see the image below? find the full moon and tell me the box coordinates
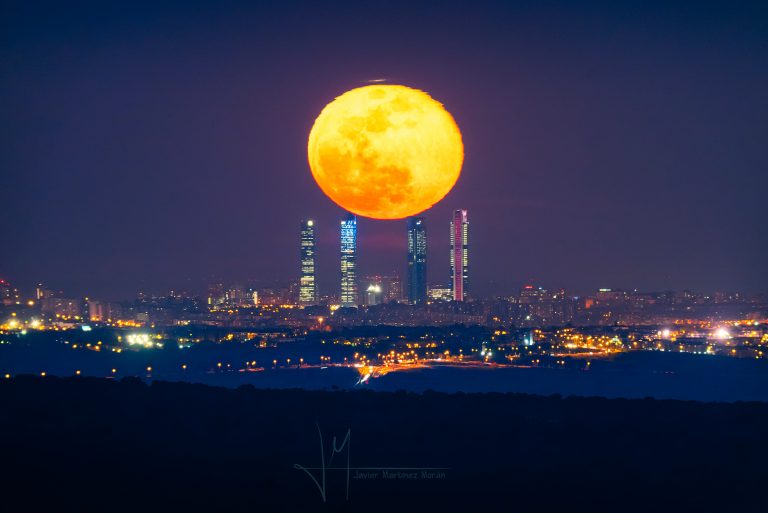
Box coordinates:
[307,84,464,220]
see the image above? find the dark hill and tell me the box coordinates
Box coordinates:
[1,376,765,512]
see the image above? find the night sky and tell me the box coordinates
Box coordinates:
[2,0,767,300]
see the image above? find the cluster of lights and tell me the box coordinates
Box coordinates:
[2,316,45,332]
[126,333,156,348]
[2,315,763,384]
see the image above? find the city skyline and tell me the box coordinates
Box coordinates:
[4,264,766,334]
[3,1,767,299]
[4,202,768,303]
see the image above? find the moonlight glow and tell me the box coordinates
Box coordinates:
[307,84,464,219]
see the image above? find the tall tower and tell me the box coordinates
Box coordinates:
[407,217,427,304]
[340,214,358,307]
[450,209,469,301]
[299,219,318,304]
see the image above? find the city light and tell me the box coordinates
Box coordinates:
[714,327,731,340]
[126,333,155,348]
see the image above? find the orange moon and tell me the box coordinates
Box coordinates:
[307,84,464,219]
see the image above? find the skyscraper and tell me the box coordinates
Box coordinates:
[340,214,358,307]
[407,217,427,304]
[299,219,318,304]
[450,209,469,301]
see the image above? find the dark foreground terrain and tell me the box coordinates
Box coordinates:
[1,376,766,513]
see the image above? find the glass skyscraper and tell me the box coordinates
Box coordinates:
[407,217,427,304]
[299,219,318,304]
[340,214,358,307]
[450,209,469,301]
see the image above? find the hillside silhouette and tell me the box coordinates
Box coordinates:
[1,376,766,512]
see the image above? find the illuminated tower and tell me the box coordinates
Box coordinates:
[450,209,469,301]
[407,217,427,304]
[340,214,358,307]
[299,219,318,304]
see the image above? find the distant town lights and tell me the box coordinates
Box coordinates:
[126,333,154,348]
[714,328,731,340]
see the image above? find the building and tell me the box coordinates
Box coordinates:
[428,286,453,301]
[449,209,469,301]
[519,285,548,305]
[42,297,82,318]
[36,283,52,300]
[299,219,318,304]
[206,283,225,308]
[226,285,246,306]
[362,276,384,306]
[406,217,427,304]
[87,300,112,322]
[383,275,403,303]
[340,214,358,307]
[518,285,574,326]
[365,283,383,306]
[364,274,402,303]
[0,279,19,306]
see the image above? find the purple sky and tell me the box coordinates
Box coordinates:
[1,0,767,299]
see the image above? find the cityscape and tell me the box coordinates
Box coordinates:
[2,208,766,390]
[2,1,767,512]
